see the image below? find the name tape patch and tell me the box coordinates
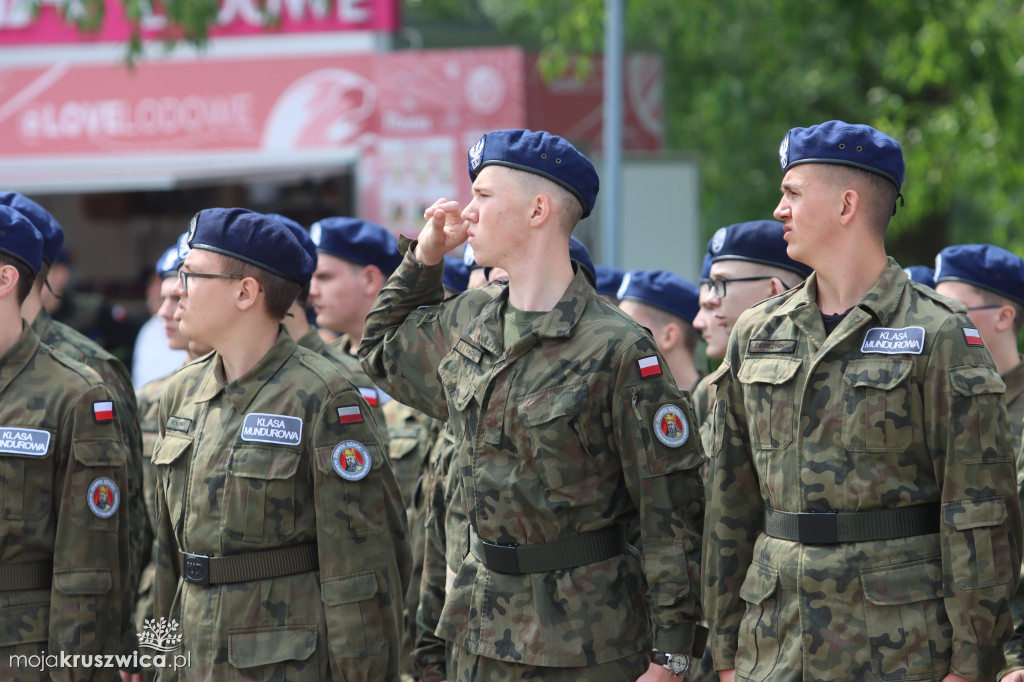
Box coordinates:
[455,339,483,364]
[240,413,302,446]
[861,326,925,355]
[166,416,193,433]
[748,339,797,354]
[0,427,51,457]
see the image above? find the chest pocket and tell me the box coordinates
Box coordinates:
[842,358,913,453]
[437,349,483,442]
[152,435,192,530]
[516,382,590,492]
[0,430,55,522]
[738,357,801,450]
[223,446,301,543]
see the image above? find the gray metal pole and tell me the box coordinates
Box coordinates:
[602,0,624,268]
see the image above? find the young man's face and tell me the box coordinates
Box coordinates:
[707,260,781,353]
[693,282,729,359]
[174,249,240,347]
[934,281,1004,342]
[461,166,531,269]
[774,165,833,267]
[157,275,189,352]
[309,252,368,337]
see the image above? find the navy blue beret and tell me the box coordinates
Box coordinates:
[309,217,401,276]
[443,255,471,294]
[187,208,315,286]
[779,120,905,191]
[268,214,317,267]
[595,265,625,298]
[0,192,64,266]
[700,253,712,280]
[468,129,600,219]
[934,244,1024,307]
[708,220,812,279]
[903,265,935,289]
[617,269,700,323]
[569,236,597,286]
[0,205,43,274]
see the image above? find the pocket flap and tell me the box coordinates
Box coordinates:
[738,563,778,605]
[520,382,587,427]
[861,559,943,605]
[152,435,192,466]
[320,571,379,606]
[388,429,422,460]
[228,625,317,668]
[943,496,1007,531]
[737,357,801,386]
[53,569,111,596]
[228,447,301,480]
[843,358,912,390]
[950,365,1006,397]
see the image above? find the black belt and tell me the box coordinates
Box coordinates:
[0,561,52,591]
[181,542,318,586]
[763,503,940,544]
[469,525,627,575]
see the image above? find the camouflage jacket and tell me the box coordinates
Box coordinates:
[704,259,1023,682]
[297,328,388,438]
[0,323,132,680]
[33,307,145,658]
[360,240,706,667]
[152,328,410,681]
[691,372,715,456]
[1000,357,1024,677]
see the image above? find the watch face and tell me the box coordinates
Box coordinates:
[668,654,689,674]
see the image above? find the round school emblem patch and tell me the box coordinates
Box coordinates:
[88,477,120,518]
[653,404,689,448]
[332,440,372,481]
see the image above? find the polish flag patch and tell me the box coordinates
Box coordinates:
[964,328,985,347]
[359,387,379,407]
[638,356,662,378]
[337,406,364,425]
[93,401,114,422]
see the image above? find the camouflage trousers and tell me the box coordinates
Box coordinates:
[453,648,649,681]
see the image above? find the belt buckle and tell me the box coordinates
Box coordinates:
[183,552,211,585]
[798,512,838,544]
[481,541,520,575]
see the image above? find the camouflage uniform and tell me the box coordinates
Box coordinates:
[296,328,388,433]
[999,358,1024,677]
[0,323,132,682]
[688,372,719,682]
[152,328,410,681]
[32,307,145,660]
[380,399,443,679]
[360,241,706,674]
[704,260,1023,682]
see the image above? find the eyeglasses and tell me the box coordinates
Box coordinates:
[178,270,245,294]
[965,305,1003,311]
[700,276,780,300]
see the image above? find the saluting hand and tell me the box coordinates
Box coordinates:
[415,198,468,266]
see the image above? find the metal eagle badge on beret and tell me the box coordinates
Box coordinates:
[332,440,371,481]
[779,132,790,169]
[654,404,689,448]
[469,136,486,173]
[187,212,199,245]
[710,227,727,254]
[309,221,322,246]
[88,477,120,518]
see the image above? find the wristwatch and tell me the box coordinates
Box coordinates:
[651,650,690,677]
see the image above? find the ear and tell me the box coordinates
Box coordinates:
[769,277,790,297]
[838,188,859,225]
[0,264,19,299]
[660,321,681,352]
[235,276,262,312]
[994,304,1017,333]
[528,192,552,229]
[362,265,385,296]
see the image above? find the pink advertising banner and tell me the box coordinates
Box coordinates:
[0,0,399,46]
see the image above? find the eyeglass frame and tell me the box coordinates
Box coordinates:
[699,275,789,300]
[177,269,246,294]
[964,304,1004,311]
